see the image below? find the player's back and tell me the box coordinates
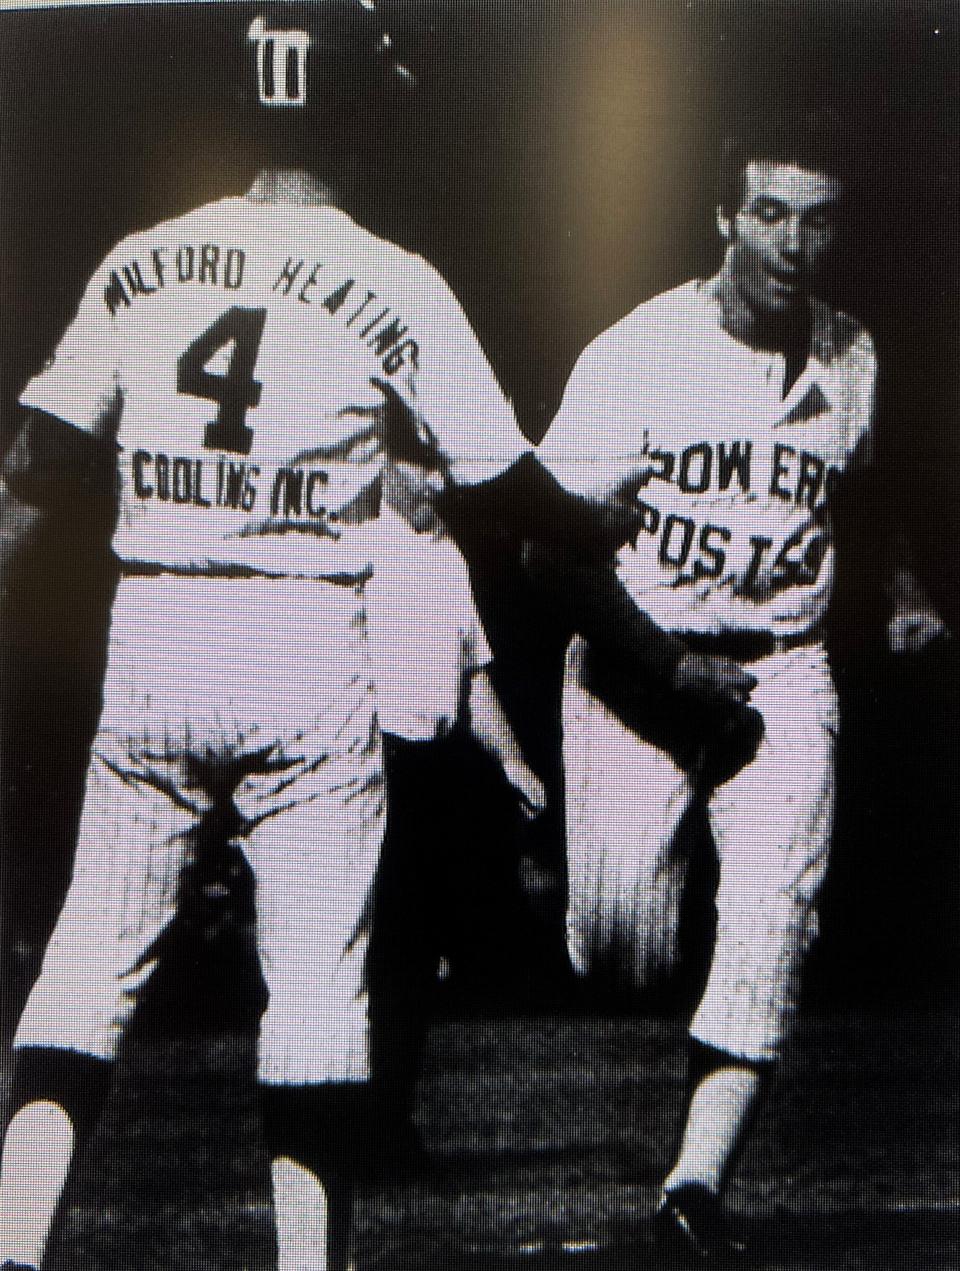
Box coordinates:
[24,194,431,582]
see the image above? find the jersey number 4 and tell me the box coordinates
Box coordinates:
[177,306,267,455]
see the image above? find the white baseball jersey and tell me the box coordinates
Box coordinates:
[540,280,876,639]
[21,196,530,579]
[366,508,491,742]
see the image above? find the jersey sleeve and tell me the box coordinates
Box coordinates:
[538,331,646,502]
[401,264,531,487]
[19,250,125,439]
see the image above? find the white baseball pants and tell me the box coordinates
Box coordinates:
[15,575,385,1085]
[562,635,838,1062]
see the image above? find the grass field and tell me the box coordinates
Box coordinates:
[31,949,959,1271]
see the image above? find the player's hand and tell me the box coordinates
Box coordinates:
[886,566,950,654]
[383,460,444,534]
[694,703,765,788]
[671,650,758,711]
[887,608,949,654]
[506,763,547,820]
[581,491,647,549]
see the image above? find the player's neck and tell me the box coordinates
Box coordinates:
[705,269,811,360]
[245,168,339,207]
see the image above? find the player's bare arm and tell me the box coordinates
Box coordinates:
[465,666,546,821]
[438,450,642,552]
[436,444,681,687]
[524,539,759,710]
[441,448,745,709]
[671,647,757,708]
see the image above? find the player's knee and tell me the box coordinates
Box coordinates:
[4,1045,113,1148]
[258,1082,369,1183]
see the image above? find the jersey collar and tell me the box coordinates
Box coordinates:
[696,280,841,414]
[244,168,338,207]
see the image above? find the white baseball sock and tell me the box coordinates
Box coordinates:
[272,1156,328,1271]
[0,1100,75,1268]
[271,1156,355,1271]
[663,1065,761,1196]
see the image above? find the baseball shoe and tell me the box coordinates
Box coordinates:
[651,1184,748,1265]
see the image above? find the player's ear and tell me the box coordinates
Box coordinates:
[716,204,735,245]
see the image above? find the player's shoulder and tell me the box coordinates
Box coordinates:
[329,211,460,317]
[381,237,465,310]
[94,198,242,271]
[571,280,700,377]
[129,196,238,242]
[629,279,702,325]
[327,208,430,276]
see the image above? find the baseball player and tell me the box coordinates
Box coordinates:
[538,113,944,1261]
[0,6,540,1269]
[364,477,545,1163]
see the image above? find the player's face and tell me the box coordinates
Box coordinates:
[721,161,843,325]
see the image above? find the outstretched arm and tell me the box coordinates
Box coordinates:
[522,539,757,709]
[437,451,641,553]
[443,452,755,707]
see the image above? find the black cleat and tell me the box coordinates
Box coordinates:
[651,1184,748,1265]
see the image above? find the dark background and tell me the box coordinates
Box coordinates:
[1,0,957,1029]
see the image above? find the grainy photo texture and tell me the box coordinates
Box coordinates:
[0,3,957,1269]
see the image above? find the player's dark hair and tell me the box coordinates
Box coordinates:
[717,111,851,217]
[242,105,359,177]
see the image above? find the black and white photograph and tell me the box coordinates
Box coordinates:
[0,2,957,1268]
